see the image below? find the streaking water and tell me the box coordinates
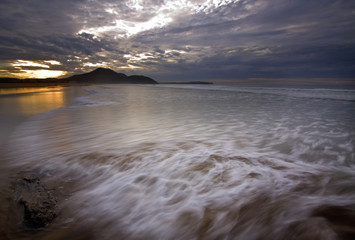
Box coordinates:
[2,85,355,239]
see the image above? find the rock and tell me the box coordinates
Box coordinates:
[15,174,58,228]
[312,205,355,240]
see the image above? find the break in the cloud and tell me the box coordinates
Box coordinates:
[0,0,354,85]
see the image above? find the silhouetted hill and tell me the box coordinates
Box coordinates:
[127,75,158,84]
[0,68,158,87]
[65,68,158,84]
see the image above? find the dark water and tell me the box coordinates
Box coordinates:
[0,85,354,239]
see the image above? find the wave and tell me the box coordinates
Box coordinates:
[157,84,355,101]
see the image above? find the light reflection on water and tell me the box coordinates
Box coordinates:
[0,87,65,116]
[0,86,86,146]
[0,87,64,95]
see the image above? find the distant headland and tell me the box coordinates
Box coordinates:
[160,81,213,85]
[0,68,158,87]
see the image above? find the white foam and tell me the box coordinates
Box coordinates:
[5,84,355,239]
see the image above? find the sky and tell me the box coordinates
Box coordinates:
[0,0,354,85]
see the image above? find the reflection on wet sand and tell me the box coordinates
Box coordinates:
[0,87,65,116]
[0,87,63,95]
[0,87,68,146]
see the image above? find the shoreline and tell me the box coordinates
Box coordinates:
[0,85,89,239]
[0,83,70,88]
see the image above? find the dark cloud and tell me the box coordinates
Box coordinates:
[0,0,354,84]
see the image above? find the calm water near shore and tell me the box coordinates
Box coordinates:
[0,84,354,239]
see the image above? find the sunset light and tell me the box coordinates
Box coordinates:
[0,0,354,239]
[13,69,67,79]
[1,0,354,83]
[5,59,66,79]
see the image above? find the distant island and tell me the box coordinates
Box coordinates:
[0,68,158,87]
[160,81,213,85]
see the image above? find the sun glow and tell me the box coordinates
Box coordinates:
[9,70,67,79]
[6,59,66,79]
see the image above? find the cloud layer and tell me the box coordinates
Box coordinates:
[0,0,354,84]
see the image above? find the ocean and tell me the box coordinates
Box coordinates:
[0,84,354,239]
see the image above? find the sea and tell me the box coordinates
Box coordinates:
[0,84,354,239]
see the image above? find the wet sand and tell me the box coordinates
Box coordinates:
[0,86,87,239]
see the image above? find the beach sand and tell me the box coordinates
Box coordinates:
[0,86,87,239]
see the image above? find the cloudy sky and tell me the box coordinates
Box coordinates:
[0,0,354,85]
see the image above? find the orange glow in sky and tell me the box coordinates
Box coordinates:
[0,69,67,79]
[19,69,67,79]
[0,59,67,79]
